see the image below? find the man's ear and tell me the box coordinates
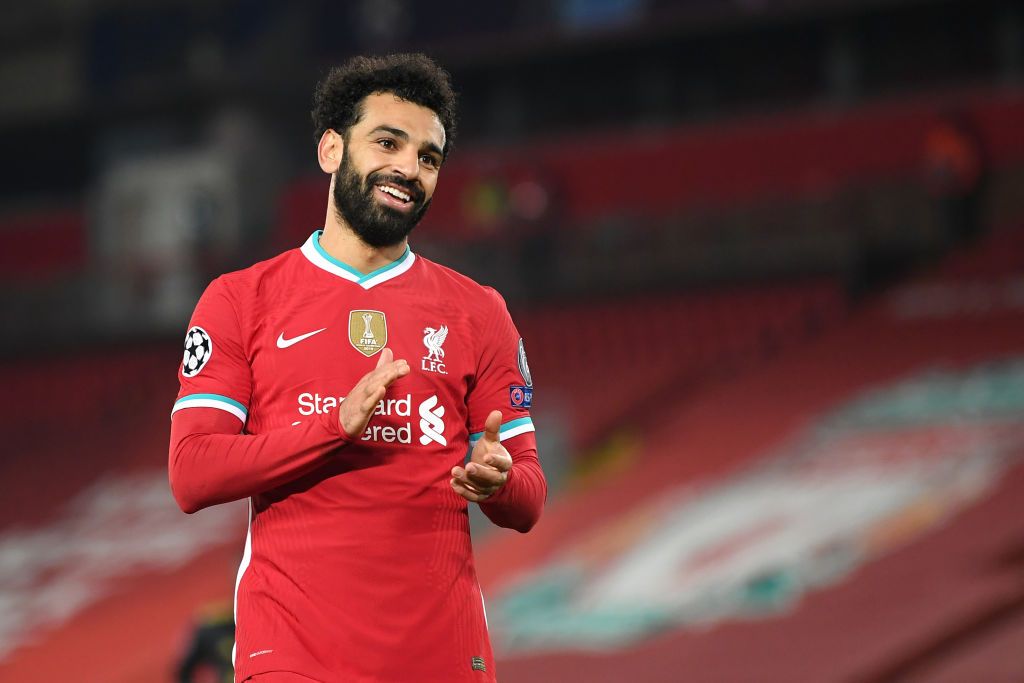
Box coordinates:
[317,129,343,174]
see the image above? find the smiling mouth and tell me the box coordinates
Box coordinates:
[377,184,412,203]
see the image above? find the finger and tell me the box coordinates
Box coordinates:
[481,450,513,473]
[465,462,506,488]
[482,410,502,444]
[450,478,489,502]
[450,479,481,501]
[451,478,485,498]
[351,364,406,406]
[361,384,386,412]
[376,347,393,369]
[452,466,490,493]
[374,359,410,387]
[354,360,408,413]
[452,466,482,480]
[392,359,411,378]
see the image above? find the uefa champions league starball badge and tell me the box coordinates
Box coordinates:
[517,337,532,387]
[182,326,213,377]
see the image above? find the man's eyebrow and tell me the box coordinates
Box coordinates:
[422,141,444,159]
[369,125,443,158]
[369,125,408,140]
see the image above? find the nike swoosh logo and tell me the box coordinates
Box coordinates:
[276,328,327,348]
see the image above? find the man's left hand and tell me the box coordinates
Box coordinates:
[451,410,512,502]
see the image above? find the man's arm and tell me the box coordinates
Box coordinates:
[477,447,545,532]
[169,348,409,513]
[169,408,350,513]
[450,410,547,533]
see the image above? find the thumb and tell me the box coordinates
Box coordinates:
[483,410,502,444]
[376,347,393,369]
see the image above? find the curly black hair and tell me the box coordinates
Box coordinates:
[311,53,458,159]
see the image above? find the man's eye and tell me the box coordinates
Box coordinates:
[378,139,395,149]
[420,155,439,168]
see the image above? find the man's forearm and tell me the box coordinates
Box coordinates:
[169,409,352,513]
[478,449,546,532]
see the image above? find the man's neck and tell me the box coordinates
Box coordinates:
[318,221,408,274]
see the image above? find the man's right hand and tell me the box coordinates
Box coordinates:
[338,347,410,438]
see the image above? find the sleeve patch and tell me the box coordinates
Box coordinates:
[510,385,533,408]
[182,326,213,377]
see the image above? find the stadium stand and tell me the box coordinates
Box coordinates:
[275,88,1024,246]
[0,208,87,280]
[0,344,176,527]
[515,280,845,449]
[475,224,1024,682]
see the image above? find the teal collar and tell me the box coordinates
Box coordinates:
[300,230,416,289]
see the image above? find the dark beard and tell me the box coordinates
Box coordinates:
[332,150,430,248]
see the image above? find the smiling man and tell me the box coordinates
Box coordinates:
[168,54,546,683]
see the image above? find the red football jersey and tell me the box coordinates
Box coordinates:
[169,231,545,682]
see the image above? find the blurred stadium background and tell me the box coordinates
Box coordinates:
[2,0,1024,681]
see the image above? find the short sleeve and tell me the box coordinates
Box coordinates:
[171,277,252,427]
[467,290,537,453]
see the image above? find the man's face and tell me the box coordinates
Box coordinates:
[332,92,446,248]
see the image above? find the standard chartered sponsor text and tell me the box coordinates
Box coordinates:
[297,392,445,445]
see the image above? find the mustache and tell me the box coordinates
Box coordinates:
[366,172,426,203]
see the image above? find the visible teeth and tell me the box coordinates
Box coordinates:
[379,185,410,202]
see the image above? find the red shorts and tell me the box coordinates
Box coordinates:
[244,673,320,682]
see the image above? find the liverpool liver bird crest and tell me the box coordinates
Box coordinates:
[423,325,448,362]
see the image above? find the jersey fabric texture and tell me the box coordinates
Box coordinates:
[168,231,545,683]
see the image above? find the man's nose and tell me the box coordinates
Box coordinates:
[390,148,420,179]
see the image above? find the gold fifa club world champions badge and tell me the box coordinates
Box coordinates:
[349,310,388,357]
